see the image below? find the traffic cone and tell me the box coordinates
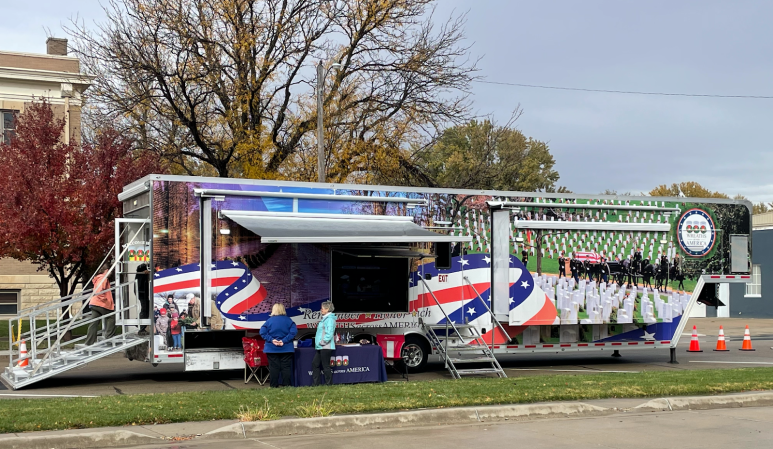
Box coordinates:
[687,325,702,352]
[740,325,755,351]
[16,340,28,367]
[713,326,729,351]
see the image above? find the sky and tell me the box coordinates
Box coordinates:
[1,0,770,202]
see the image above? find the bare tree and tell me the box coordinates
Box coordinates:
[68,0,476,178]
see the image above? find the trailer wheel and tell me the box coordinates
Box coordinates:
[402,335,429,371]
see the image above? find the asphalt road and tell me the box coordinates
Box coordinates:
[1,317,772,397]
[126,405,773,449]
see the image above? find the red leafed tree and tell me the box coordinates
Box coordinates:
[0,100,163,299]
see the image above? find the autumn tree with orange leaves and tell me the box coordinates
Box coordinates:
[69,0,477,183]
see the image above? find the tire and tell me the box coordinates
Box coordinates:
[401,334,430,372]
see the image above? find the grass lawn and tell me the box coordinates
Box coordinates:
[3,368,773,433]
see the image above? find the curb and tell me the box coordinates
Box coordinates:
[204,402,611,440]
[4,391,773,448]
[0,429,159,449]
[633,392,773,412]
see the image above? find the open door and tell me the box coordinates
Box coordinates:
[115,218,151,328]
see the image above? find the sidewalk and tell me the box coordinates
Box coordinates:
[2,390,773,449]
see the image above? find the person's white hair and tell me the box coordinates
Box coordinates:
[321,301,334,313]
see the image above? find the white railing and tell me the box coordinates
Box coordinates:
[8,280,139,376]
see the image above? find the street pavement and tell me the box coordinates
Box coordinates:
[1,317,772,397]
[120,404,773,449]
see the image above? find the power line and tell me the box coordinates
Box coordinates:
[475,80,773,99]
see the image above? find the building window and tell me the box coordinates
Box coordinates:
[745,264,762,297]
[0,290,20,315]
[1,110,17,144]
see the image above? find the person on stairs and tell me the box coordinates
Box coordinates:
[136,264,151,336]
[85,267,116,346]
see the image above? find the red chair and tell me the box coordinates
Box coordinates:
[377,334,408,379]
[242,337,269,385]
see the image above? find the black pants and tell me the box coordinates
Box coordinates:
[312,349,333,386]
[559,267,565,278]
[139,298,150,331]
[267,353,293,388]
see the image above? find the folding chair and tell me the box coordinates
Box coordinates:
[242,337,269,385]
[377,334,408,380]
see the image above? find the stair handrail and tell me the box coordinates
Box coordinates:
[28,280,137,377]
[14,226,132,317]
[462,276,510,344]
[419,277,465,344]
[14,281,137,349]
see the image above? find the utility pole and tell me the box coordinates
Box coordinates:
[316,61,325,183]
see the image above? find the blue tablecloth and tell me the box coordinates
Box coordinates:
[293,345,387,386]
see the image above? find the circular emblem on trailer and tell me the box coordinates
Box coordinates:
[677,209,715,257]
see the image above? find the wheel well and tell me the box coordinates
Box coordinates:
[404,333,431,350]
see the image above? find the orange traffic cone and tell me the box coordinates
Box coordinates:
[687,325,702,352]
[16,340,28,367]
[714,326,729,351]
[740,325,755,351]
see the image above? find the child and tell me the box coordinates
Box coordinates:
[170,311,182,351]
[155,308,169,339]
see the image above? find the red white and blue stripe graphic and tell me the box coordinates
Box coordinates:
[153,261,270,329]
[410,254,558,337]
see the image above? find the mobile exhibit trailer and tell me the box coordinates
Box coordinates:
[1,175,753,388]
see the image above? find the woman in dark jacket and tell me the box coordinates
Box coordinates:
[259,304,298,388]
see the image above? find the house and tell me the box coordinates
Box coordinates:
[0,38,93,313]
[728,211,770,317]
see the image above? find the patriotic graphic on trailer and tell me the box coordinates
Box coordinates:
[153,261,269,329]
[677,208,716,257]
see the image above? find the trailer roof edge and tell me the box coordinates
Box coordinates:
[120,174,752,208]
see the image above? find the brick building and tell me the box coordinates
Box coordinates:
[0,38,93,313]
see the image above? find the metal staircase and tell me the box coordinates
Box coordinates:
[419,277,507,379]
[423,322,506,379]
[1,281,149,390]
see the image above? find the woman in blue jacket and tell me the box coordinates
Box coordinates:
[312,301,337,386]
[259,304,298,388]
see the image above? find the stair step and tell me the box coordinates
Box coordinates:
[454,368,504,375]
[426,324,476,330]
[444,344,489,351]
[448,356,497,363]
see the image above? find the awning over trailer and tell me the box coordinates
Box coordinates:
[221,211,471,244]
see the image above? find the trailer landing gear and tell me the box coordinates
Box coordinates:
[611,350,621,357]
[669,347,678,364]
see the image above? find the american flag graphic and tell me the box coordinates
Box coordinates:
[573,251,601,263]
[410,254,558,343]
[153,261,269,329]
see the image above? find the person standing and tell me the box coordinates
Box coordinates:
[170,311,182,351]
[136,264,151,336]
[260,304,298,387]
[155,308,169,337]
[85,267,116,346]
[558,252,566,278]
[187,293,201,327]
[571,258,580,284]
[312,301,337,386]
[674,253,685,291]
[601,258,610,284]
